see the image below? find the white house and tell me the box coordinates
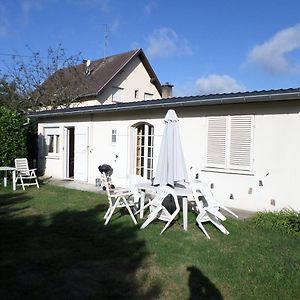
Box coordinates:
[30,86,300,213]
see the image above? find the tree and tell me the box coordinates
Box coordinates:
[0,77,21,110]
[0,106,27,166]
[1,45,89,111]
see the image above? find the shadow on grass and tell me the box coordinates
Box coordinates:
[0,197,160,299]
[0,191,31,216]
[187,266,223,300]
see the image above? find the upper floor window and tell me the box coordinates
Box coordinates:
[111,129,117,144]
[144,93,153,100]
[134,90,139,99]
[112,87,124,102]
[206,115,254,171]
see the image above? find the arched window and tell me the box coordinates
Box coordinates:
[135,123,154,179]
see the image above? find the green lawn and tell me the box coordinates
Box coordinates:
[0,184,299,299]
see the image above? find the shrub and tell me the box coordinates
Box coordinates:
[0,106,27,166]
[252,209,300,236]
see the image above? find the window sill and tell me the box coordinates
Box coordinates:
[201,167,254,176]
[46,154,60,159]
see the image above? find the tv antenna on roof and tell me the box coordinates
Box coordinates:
[103,24,109,61]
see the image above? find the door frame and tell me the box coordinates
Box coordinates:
[64,126,75,179]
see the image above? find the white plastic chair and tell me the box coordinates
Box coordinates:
[128,175,145,212]
[140,185,180,235]
[100,173,137,225]
[128,174,153,218]
[194,181,238,219]
[15,158,39,190]
[190,181,237,238]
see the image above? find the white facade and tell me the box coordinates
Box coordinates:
[37,100,300,212]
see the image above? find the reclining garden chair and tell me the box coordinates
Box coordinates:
[100,172,137,225]
[15,158,39,190]
[140,185,180,235]
[194,182,239,218]
[190,181,238,239]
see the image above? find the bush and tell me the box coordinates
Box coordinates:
[252,209,300,236]
[0,106,27,166]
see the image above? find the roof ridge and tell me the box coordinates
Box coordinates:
[94,49,141,95]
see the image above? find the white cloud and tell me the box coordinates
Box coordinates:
[144,1,157,16]
[109,18,119,32]
[195,74,246,95]
[247,23,300,74]
[146,27,192,58]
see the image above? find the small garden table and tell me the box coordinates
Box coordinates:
[0,166,16,191]
[136,182,195,231]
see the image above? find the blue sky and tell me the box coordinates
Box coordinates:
[1,0,300,96]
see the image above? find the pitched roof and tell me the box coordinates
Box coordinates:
[43,49,162,99]
[29,87,300,118]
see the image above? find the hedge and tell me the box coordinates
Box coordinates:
[0,106,27,166]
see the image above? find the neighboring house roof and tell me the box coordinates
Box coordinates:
[29,87,300,118]
[43,48,162,99]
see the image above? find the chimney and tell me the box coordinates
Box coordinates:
[161,82,174,98]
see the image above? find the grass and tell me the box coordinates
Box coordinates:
[0,184,299,299]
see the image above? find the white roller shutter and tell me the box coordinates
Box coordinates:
[207,116,227,168]
[229,115,253,171]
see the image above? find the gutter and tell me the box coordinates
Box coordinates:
[28,89,300,118]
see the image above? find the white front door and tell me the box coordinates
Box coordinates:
[74,126,89,182]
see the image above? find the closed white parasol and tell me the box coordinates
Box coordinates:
[153,109,189,187]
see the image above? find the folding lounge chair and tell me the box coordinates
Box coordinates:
[140,185,180,235]
[190,181,236,238]
[101,173,137,225]
[195,182,239,219]
[15,158,39,190]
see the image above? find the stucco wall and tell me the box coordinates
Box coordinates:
[37,101,300,212]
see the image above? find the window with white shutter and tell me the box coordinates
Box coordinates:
[206,115,254,171]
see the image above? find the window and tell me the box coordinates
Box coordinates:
[44,127,60,155]
[112,87,124,102]
[134,90,139,99]
[111,129,117,144]
[206,115,254,171]
[144,93,153,100]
